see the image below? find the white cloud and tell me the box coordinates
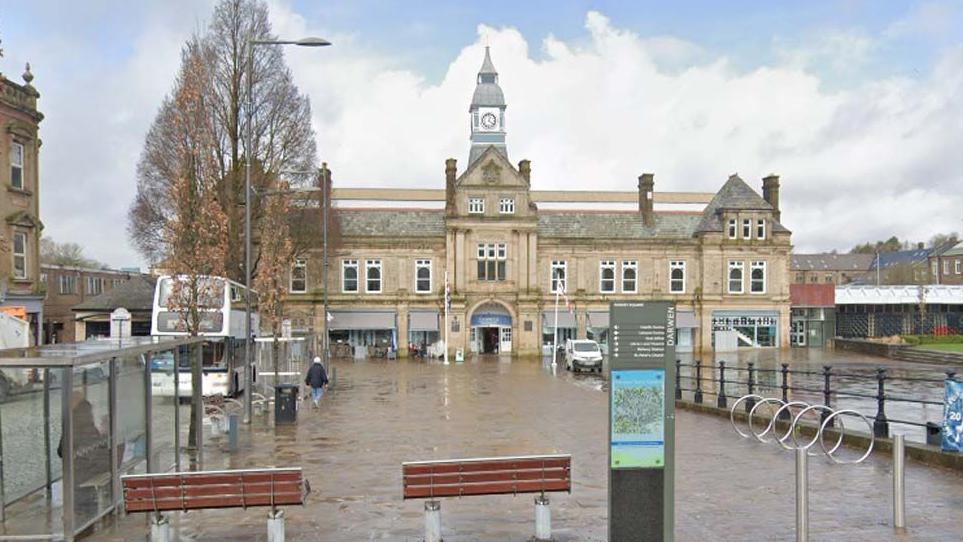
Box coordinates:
[275,9,963,252]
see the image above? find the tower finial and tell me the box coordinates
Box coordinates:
[22,63,34,85]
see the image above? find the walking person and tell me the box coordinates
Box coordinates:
[305,356,329,408]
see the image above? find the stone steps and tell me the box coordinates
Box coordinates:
[894,347,963,366]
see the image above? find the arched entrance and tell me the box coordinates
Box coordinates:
[469,301,513,354]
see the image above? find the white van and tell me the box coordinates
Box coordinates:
[564,339,603,373]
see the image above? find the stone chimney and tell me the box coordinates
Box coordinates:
[518,159,531,185]
[762,174,781,222]
[445,158,457,213]
[638,173,655,227]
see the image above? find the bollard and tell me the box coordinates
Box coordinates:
[534,493,551,541]
[795,447,809,542]
[893,434,906,532]
[228,412,239,452]
[780,364,791,421]
[717,361,728,409]
[150,513,170,542]
[694,361,704,404]
[267,509,285,542]
[424,500,442,542]
[874,368,890,438]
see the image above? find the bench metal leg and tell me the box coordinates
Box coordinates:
[267,509,285,542]
[534,494,552,541]
[150,513,170,542]
[424,500,442,542]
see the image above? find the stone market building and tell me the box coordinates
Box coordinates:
[0,58,44,344]
[284,48,793,356]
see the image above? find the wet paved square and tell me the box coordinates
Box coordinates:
[88,355,963,541]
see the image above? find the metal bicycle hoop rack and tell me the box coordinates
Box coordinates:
[729,393,876,464]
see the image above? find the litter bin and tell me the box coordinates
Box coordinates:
[275,384,299,425]
[925,422,942,447]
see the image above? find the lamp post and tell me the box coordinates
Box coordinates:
[245,36,331,424]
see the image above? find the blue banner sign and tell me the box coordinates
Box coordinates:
[944,379,963,453]
[470,313,511,327]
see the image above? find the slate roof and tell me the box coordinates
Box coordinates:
[335,209,446,237]
[791,253,874,272]
[538,212,702,240]
[940,242,963,257]
[73,275,157,313]
[696,174,789,233]
[871,248,933,270]
[471,83,505,108]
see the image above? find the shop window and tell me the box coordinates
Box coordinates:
[477,243,506,281]
[342,260,359,293]
[670,261,685,293]
[728,261,744,294]
[290,259,307,293]
[622,261,638,293]
[365,260,382,293]
[12,232,26,279]
[499,198,515,214]
[415,259,431,293]
[599,260,616,293]
[468,197,485,214]
[10,141,24,190]
[551,260,567,293]
[751,261,767,294]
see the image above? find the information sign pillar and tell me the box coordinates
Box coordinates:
[608,301,676,541]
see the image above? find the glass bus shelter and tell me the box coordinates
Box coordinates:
[0,337,205,541]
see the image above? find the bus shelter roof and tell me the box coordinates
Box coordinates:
[0,336,205,367]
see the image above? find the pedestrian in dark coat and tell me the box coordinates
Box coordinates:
[305,357,329,408]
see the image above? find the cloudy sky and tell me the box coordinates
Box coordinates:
[2,0,963,268]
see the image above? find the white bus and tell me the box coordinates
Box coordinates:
[150,275,259,399]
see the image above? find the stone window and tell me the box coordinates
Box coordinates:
[415,259,432,293]
[756,219,766,240]
[342,259,359,293]
[499,198,515,214]
[751,261,767,294]
[59,274,77,295]
[742,219,752,240]
[10,141,24,190]
[468,197,485,214]
[87,276,103,296]
[622,261,638,293]
[551,260,567,293]
[290,259,307,293]
[957,259,962,275]
[599,260,616,293]
[477,243,506,281]
[727,219,737,239]
[728,261,745,294]
[795,272,804,283]
[944,260,950,276]
[12,232,26,279]
[669,261,685,293]
[365,259,382,293]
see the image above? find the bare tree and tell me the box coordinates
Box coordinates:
[129,0,317,280]
[152,40,229,450]
[40,237,105,268]
[253,179,294,383]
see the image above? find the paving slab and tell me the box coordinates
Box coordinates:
[86,355,963,541]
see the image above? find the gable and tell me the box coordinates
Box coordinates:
[456,146,526,189]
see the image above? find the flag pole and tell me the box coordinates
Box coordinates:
[444,270,450,365]
[552,278,560,367]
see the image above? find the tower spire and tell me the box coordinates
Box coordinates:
[468,47,507,166]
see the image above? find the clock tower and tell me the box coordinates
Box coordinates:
[468,46,507,166]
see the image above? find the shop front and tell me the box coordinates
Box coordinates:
[711,310,780,348]
[675,310,699,353]
[328,310,397,358]
[586,310,609,351]
[408,310,441,357]
[470,303,512,354]
[542,310,576,355]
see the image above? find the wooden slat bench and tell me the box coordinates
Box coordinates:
[402,454,571,542]
[121,467,308,542]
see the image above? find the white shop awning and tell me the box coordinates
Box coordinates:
[542,310,576,329]
[409,311,440,332]
[677,310,699,328]
[329,311,396,331]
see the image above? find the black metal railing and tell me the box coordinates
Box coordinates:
[676,359,955,442]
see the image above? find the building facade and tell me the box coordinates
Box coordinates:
[929,242,963,285]
[0,60,44,344]
[791,253,873,285]
[41,264,141,343]
[284,49,793,356]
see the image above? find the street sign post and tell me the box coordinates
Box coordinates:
[608,301,676,541]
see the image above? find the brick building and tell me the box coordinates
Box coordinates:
[41,264,141,343]
[0,58,44,344]
[791,253,873,285]
[284,48,793,356]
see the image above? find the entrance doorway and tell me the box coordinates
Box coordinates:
[469,302,514,355]
[481,327,499,353]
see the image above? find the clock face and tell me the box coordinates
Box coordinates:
[481,112,497,129]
